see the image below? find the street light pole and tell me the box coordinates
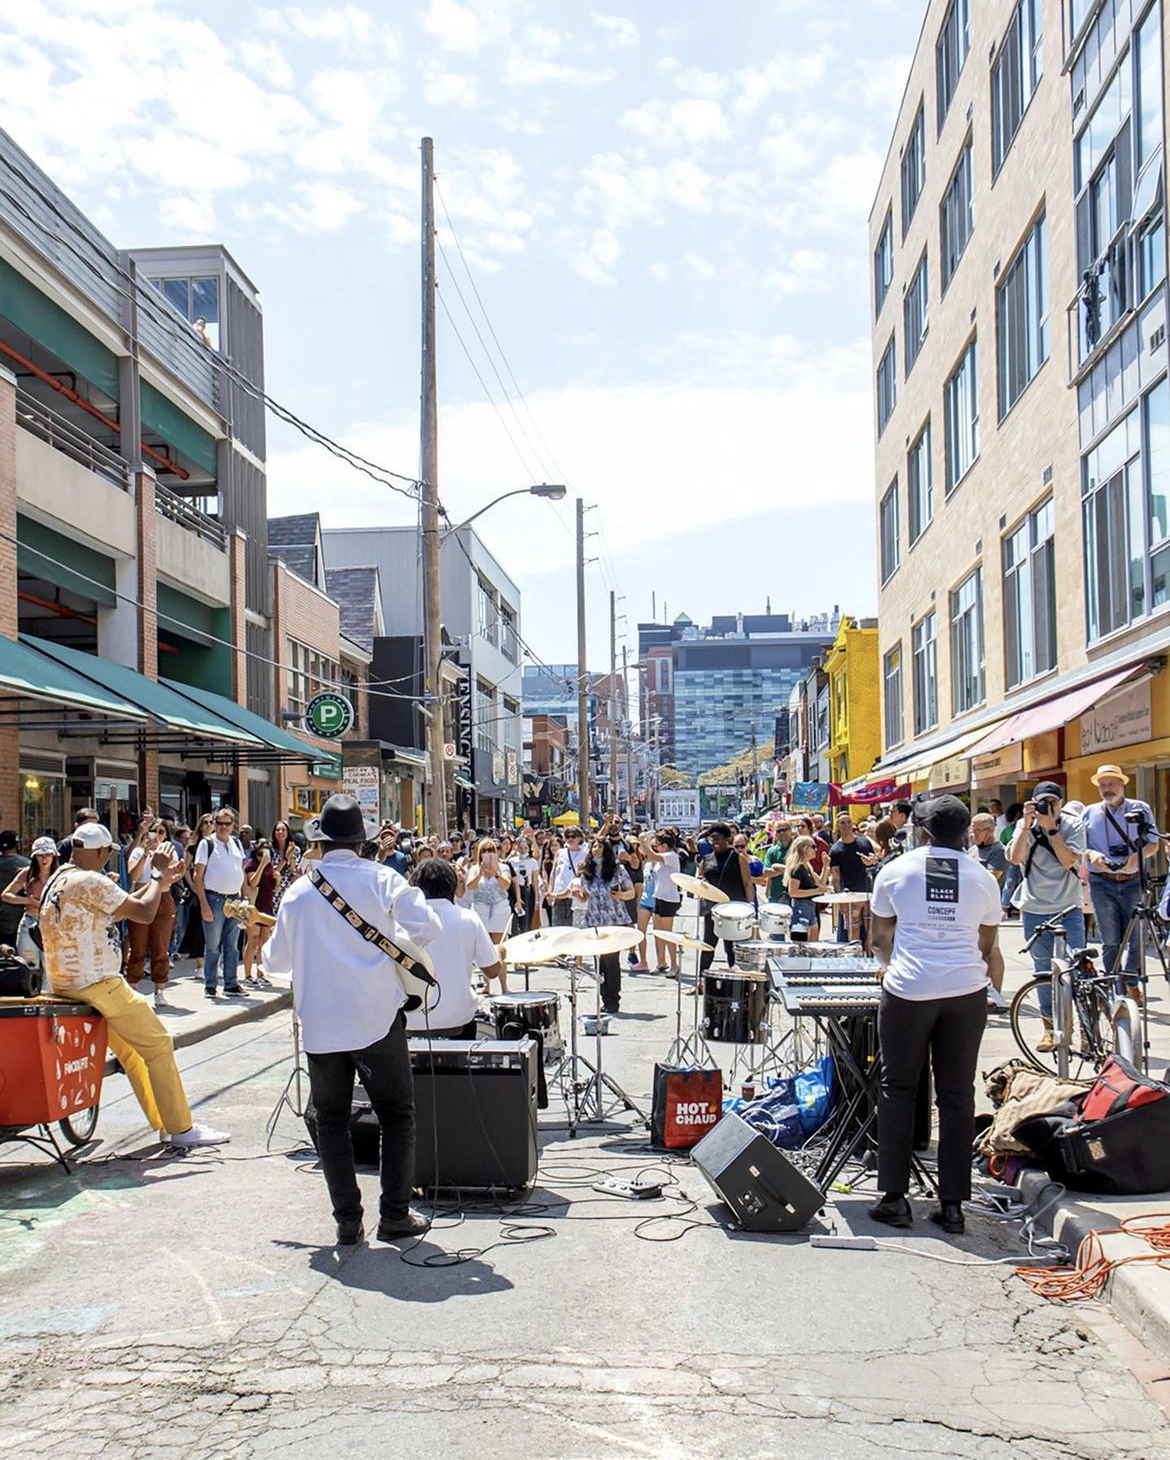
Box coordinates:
[576,497,590,829]
[420,136,446,837]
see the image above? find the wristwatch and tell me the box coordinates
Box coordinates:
[150,870,164,883]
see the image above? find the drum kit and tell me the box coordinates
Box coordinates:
[497,922,647,1135]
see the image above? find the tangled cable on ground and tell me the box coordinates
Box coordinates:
[1016,1211,1170,1301]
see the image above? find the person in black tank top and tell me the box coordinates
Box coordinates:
[698,824,753,970]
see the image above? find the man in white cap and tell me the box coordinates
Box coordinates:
[38,822,229,1147]
[263,793,441,1247]
[1082,764,1161,997]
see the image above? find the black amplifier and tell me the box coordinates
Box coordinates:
[409,1037,538,1192]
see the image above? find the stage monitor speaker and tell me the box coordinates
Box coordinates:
[691,1111,824,1231]
[305,1039,539,1192]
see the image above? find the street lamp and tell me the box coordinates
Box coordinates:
[440,483,566,540]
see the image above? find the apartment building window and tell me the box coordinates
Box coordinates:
[1083,379,1170,640]
[904,249,929,375]
[876,335,897,436]
[150,275,220,350]
[944,338,979,493]
[937,0,970,127]
[908,420,933,543]
[500,602,518,662]
[1004,496,1056,688]
[475,678,495,753]
[997,213,1048,418]
[912,613,938,735]
[901,103,926,236]
[286,638,339,717]
[880,479,900,584]
[1136,3,1166,300]
[940,138,974,290]
[884,643,904,749]
[950,567,985,713]
[874,210,894,317]
[476,577,497,647]
[992,0,1043,176]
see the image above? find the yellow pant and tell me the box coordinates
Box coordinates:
[68,977,193,1135]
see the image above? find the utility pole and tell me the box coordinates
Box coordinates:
[623,642,634,822]
[420,136,445,837]
[749,722,758,817]
[608,590,618,816]
[575,497,590,829]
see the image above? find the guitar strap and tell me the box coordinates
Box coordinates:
[307,866,436,989]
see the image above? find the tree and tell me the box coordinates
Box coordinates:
[658,765,691,788]
[697,740,776,787]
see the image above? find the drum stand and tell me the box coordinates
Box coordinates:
[266,1004,309,1150]
[551,958,647,1135]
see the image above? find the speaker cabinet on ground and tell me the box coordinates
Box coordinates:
[691,1111,824,1231]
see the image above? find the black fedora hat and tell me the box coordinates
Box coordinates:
[317,793,377,843]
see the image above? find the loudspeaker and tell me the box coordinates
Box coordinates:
[304,1039,539,1192]
[410,1038,538,1192]
[691,1111,824,1231]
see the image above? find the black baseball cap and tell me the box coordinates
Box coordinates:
[1032,781,1063,801]
[912,794,970,843]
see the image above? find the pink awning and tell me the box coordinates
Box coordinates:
[967,666,1141,758]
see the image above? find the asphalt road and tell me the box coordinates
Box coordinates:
[3,937,1170,1458]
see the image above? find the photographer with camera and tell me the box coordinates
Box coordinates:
[1082,764,1161,1000]
[1008,781,1086,1051]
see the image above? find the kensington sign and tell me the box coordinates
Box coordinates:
[305,691,354,739]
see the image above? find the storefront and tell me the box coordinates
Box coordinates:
[1065,671,1170,837]
[20,750,65,846]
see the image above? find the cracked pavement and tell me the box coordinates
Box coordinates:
[3,964,1169,1457]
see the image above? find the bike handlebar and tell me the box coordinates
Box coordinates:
[1020,906,1083,954]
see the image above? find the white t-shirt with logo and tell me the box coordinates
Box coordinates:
[39,865,128,993]
[195,834,245,895]
[405,898,497,1033]
[870,846,1002,1001]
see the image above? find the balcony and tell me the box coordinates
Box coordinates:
[16,389,130,491]
[155,482,226,550]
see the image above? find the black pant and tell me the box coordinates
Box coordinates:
[877,987,986,1202]
[306,1013,415,1227]
[700,911,736,971]
[599,952,621,1013]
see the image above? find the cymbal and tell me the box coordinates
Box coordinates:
[653,930,715,953]
[819,891,871,905]
[673,873,730,904]
[500,927,570,964]
[554,925,644,957]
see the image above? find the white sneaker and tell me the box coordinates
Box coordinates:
[153,988,170,1009]
[164,1123,231,1147]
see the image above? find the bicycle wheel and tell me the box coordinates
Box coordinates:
[59,1103,99,1146]
[1010,977,1061,1074]
[1070,987,1114,1079]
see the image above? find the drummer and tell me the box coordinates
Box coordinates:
[698,823,755,973]
[408,857,503,1038]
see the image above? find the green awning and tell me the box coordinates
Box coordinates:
[25,637,260,745]
[163,678,321,761]
[0,634,146,720]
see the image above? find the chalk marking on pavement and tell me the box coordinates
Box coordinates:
[168,1251,232,1340]
[519,1398,661,1455]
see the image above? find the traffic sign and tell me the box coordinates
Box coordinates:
[305,691,354,739]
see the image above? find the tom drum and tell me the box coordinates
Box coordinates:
[711,902,757,944]
[701,970,768,1044]
[758,903,792,941]
[488,991,563,1064]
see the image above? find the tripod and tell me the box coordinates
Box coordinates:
[1107,816,1170,1073]
[266,1004,309,1149]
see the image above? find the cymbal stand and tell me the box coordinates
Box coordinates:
[668,921,717,1069]
[266,1003,308,1150]
[551,944,647,1132]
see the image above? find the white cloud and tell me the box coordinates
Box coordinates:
[591,13,639,49]
[501,51,615,87]
[763,247,830,296]
[683,249,716,279]
[649,261,672,283]
[258,5,380,48]
[619,97,730,146]
[236,39,295,91]
[422,0,490,53]
[733,51,830,115]
[572,228,622,285]
[424,66,480,107]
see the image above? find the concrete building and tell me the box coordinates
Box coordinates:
[0,125,320,842]
[867,0,1170,824]
[322,525,523,828]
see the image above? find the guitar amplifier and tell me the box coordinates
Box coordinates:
[409,1038,539,1192]
[691,1111,824,1231]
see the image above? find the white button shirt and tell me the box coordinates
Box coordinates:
[263,849,441,1054]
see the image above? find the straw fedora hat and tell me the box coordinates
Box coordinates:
[1090,763,1130,787]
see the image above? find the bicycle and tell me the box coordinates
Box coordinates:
[1009,907,1142,1081]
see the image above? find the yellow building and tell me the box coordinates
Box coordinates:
[825,617,881,790]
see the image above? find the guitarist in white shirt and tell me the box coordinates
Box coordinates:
[263,795,441,1247]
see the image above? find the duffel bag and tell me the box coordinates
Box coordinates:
[1056,1056,1170,1196]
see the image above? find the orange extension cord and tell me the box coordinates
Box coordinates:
[1017,1213,1170,1302]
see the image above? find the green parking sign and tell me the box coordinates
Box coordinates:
[305,691,354,739]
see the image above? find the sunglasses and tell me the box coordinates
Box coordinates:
[215,818,234,826]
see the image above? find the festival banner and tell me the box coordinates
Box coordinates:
[829,780,910,806]
[790,781,830,812]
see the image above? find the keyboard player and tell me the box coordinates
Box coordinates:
[868,794,1004,1237]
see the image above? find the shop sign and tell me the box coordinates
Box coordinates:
[305,691,354,739]
[506,750,518,786]
[659,788,700,826]
[1079,679,1152,757]
[492,750,505,786]
[929,757,969,790]
[456,676,473,761]
[342,764,379,818]
[972,743,1023,785]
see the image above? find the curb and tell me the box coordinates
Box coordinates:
[102,989,293,1076]
[1020,1168,1170,1369]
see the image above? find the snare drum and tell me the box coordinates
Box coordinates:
[701,970,768,1043]
[758,903,791,941]
[488,991,563,1063]
[733,942,770,974]
[711,901,757,944]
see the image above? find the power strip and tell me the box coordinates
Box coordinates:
[808,1235,878,1250]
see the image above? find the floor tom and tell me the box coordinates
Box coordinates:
[701,970,768,1044]
[488,992,563,1063]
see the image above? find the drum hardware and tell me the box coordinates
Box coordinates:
[546,925,647,1133]
[654,929,714,1050]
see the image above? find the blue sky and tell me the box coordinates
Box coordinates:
[1,0,923,668]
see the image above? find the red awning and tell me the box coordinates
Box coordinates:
[966,666,1141,758]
